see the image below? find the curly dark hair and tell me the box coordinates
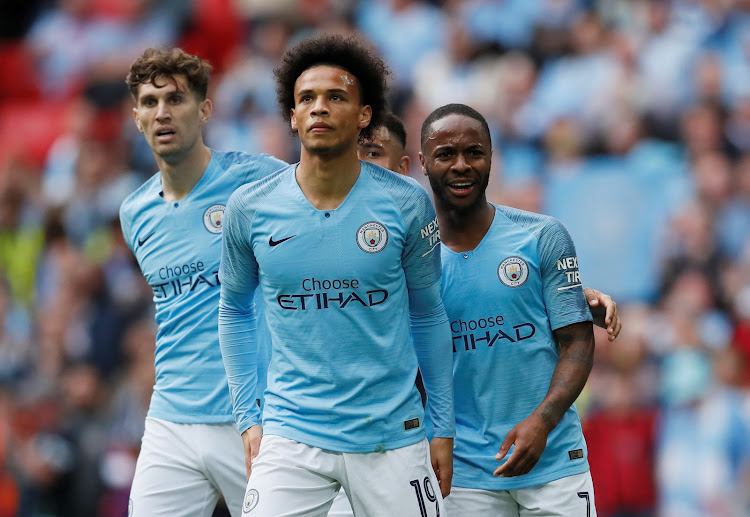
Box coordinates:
[274,33,390,142]
[126,47,212,101]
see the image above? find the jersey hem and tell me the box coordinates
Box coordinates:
[263,425,426,453]
[452,462,590,491]
[147,408,234,425]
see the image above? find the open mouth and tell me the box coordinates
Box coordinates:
[155,129,175,140]
[448,180,475,195]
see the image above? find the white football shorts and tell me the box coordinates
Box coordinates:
[444,470,597,517]
[241,435,444,517]
[327,488,355,517]
[128,417,246,517]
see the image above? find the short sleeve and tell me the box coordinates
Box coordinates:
[538,218,593,330]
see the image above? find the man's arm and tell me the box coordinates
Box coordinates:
[408,282,455,497]
[493,321,594,477]
[218,285,262,478]
[218,194,263,478]
[494,216,594,477]
[583,287,621,341]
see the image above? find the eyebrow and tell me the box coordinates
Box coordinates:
[138,89,184,102]
[297,88,349,96]
[359,142,384,150]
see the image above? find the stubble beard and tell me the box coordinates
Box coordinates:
[427,167,490,216]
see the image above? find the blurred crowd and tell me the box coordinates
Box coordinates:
[0,0,749,516]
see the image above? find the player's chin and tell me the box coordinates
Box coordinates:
[443,191,480,210]
[305,141,346,156]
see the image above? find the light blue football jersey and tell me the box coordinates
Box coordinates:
[442,204,593,490]
[220,161,453,452]
[119,150,286,423]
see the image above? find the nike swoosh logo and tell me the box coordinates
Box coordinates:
[269,235,296,247]
[137,231,156,247]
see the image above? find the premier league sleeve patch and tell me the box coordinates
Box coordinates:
[203,204,226,234]
[356,221,388,253]
[498,256,529,287]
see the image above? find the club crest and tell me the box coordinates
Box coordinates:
[243,489,259,513]
[356,221,388,253]
[498,257,529,287]
[203,204,225,234]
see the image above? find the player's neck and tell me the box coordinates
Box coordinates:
[437,200,494,252]
[157,143,212,202]
[296,148,361,210]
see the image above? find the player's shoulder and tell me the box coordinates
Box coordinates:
[361,161,431,211]
[494,204,573,249]
[119,171,161,221]
[495,204,560,233]
[212,149,288,183]
[226,163,294,213]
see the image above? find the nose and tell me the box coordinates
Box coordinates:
[155,100,172,121]
[451,153,471,174]
[310,96,329,116]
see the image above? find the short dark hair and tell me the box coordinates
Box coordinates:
[420,103,492,148]
[274,33,390,141]
[374,111,407,149]
[126,47,212,101]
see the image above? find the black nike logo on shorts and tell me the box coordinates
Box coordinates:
[138,231,156,247]
[269,235,296,247]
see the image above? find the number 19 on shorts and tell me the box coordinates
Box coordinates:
[411,477,439,517]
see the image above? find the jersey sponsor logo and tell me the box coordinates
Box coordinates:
[269,234,296,247]
[150,267,220,300]
[203,204,225,234]
[277,277,388,310]
[356,221,388,253]
[556,255,582,290]
[498,257,529,287]
[452,321,536,352]
[137,230,156,248]
[243,488,259,513]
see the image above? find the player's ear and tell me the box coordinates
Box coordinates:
[419,152,427,176]
[290,108,298,131]
[199,98,213,125]
[359,105,372,129]
[132,108,143,132]
[399,155,411,176]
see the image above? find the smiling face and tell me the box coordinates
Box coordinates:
[132,74,212,163]
[290,65,372,157]
[358,126,410,175]
[420,113,492,212]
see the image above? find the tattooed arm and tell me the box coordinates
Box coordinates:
[493,321,595,477]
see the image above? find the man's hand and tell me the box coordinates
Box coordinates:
[583,287,621,341]
[429,437,454,497]
[493,412,550,478]
[241,425,263,480]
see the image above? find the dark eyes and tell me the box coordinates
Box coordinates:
[141,95,182,107]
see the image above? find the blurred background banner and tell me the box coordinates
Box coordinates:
[0,1,749,516]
